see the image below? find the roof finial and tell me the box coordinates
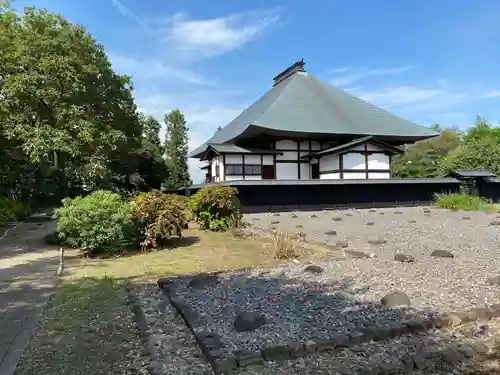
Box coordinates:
[273,59,306,86]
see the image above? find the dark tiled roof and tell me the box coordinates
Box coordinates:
[302,136,404,159]
[189,70,439,158]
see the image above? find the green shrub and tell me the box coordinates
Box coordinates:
[189,186,241,231]
[44,231,65,246]
[54,190,136,256]
[434,192,497,212]
[0,197,30,226]
[130,190,187,250]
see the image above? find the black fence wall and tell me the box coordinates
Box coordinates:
[184,179,462,213]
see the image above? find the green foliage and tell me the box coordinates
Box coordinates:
[164,109,190,189]
[189,186,241,231]
[54,190,136,256]
[392,126,462,178]
[44,230,64,246]
[130,190,187,250]
[434,192,498,212]
[0,196,29,226]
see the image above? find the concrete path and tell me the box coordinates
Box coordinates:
[0,222,59,375]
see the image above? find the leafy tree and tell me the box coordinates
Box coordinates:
[164,109,190,189]
[392,125,462,178]
[0,5,144,203]
[136,114,168,189]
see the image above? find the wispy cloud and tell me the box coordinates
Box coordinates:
[110,0,155,35]
[357,86,443,107]
[329,65,414,86]
[483,91,500,98]
[109,53,215,86]
[162,9,281,59]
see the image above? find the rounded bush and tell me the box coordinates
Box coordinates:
[130,190,187,250]
[54,190,136,256]
[189,186,241,231]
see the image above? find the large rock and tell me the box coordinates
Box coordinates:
[381,292,410,308]
[394,254,415,263]
[431,250,454,259]
[234,312,267,332]
[335,240,349,248]
[488,275,500,286]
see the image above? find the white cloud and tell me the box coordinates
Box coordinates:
[109,53,215,86]
[162,9,280,59]
[330,65,414,86]
[483,91,500,98]
[358,86,443,108]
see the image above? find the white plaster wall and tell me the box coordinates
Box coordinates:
[276,150,298,161]
[225,154,243,164]
[244,175,262,181]
[300,163,310,179]
[225,175,243,181]
[299,141,309,150]
[263,155,274,165]
[367,154,389,169]
[276,163,298,179]
[319,154,340,172]
[299,151,310,158]
[244,154,261,164]
[311,141,321,150]
[343,172,367,179]
[350,145,365,151]
[369,172,390,179]
[210,156,224,182]
[320,172,341,179]
[343,153,365,170]
[276,140,297,150]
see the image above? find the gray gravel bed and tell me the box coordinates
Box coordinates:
[131,284,212,375]
[246,206,500,313]
[172,267,428,354]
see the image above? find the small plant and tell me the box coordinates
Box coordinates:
[434,192,498,212]
[271,228,302,260]
[0,197,30,226]
[54,190,136,256]
[189,186,242,231]
[130,190,187,250]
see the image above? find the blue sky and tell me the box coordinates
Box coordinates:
[17,0,500,182]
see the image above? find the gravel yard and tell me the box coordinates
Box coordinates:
[162,206,500,363]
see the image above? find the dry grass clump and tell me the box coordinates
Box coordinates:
[270,227,303,260]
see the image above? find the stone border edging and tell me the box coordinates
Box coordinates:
[157,275,500,374]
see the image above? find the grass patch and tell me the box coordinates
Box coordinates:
[434,192,499,212]
[14,277,148,375]
[15,225,283,375]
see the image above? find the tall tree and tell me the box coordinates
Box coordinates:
[164,109,190,189]
[0,5,143,201]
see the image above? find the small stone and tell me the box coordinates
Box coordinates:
[270,220,280,225]
[310,214,318,218]
[291,213,298,218]
[394,254,415,263]
[335,240,349,248]
[462,216,471,220]
[431,250,454,258]
[423,209,431,213]
[296,224,303,228]
[379,212,385,215]
[443,347,465,364]
[381,292,410,308]
[345,213,353,216]
[368,238,386,245]
[234,312,267,332]
[298,232,306,238]
[393,211,403,215]
[234,350,265,366]
[332,217,342,222]
[346,250,373,259]
[273,213,281,216]
[489,220,500,226]
[409,220,416,224]
[324,230,337,236]
[366,222,375,226]
[252,217,260,221]
[262,344,291,360]
[369,209,376,212]
[304,264,324,274]
[457,344,475,358]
